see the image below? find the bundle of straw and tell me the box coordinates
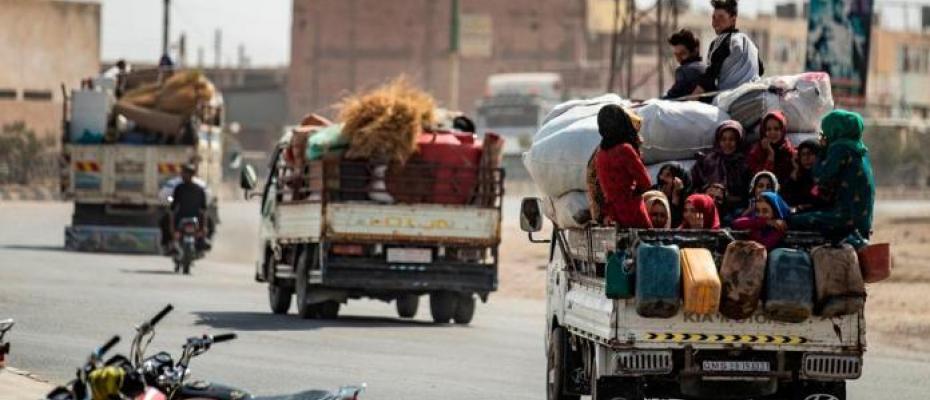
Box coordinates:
[339,78,436,164]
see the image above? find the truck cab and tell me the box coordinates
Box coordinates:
[241,130,505,323]
[520,198,863,400]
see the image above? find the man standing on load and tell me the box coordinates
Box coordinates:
[693,0,764,97]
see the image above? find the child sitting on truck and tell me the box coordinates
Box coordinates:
[652,162,691,227]
[738,171,779,218]
[748,111,796,184]
[732,191,791,249]
[594,104,653,228]
[680,193,720,229]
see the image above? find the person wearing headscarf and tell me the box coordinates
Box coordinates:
[652,162,692,227]
[680,194,721,230]
[643,190,672,229]
[747,111,797,184]
[739,170,780,217]
[782,139,827,212]
[733,191,791,249]
[594,104,653,228]
[690,120,752,217]
[790,110,875,242]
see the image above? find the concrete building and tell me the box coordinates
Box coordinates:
[0,0,101,142]
[288,0,599,120]
[204,68,289,151]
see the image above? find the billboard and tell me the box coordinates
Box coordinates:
[805,0,874,105]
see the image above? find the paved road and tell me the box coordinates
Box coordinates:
[1,201,929,399]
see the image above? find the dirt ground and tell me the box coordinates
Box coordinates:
[495,188,930,352]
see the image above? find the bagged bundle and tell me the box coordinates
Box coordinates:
[155,70,216,115]
[541,191,591,229]
[536,94,631,142]
[339,78,436,164]
[306,124,349,160]
[636,100,731,164]
[715,73,834,134]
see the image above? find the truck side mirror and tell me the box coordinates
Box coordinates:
[240,164,257,193]
[520,197,544,233]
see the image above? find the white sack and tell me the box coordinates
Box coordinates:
[714,72,834,134]
[542,191,591,229]
[535,94,630,143]
[523,119,600,197]
[636,100,731,164]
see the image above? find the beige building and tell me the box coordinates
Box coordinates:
[0,0,101,142]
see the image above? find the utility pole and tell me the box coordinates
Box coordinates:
[607,0,621,93]
[657,0,664,95]
[625,0,635,99]
[449,0,461,110]
[162,0,170,58]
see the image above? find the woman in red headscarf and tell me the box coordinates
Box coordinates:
[680,194,721,230]
[747,110,796,184]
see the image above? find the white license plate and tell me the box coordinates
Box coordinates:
[387,248,432,264]
[702,361,770,372]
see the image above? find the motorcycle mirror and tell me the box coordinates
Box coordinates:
[519,197,544,233]
[240,164,257,194]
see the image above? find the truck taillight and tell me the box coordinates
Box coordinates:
[332,244,365,256]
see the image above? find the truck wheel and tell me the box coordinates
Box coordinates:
[453,293,476,324]
[395,295,419,318]
[268,281,293,315]
[794,381,845,400]
[547,327,580,400]
[318,301,340,319]
[429,291,457,323]
[296,247,318,319]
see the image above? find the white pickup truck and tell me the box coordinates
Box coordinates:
[519,198,864,400]
[240,132,504,324]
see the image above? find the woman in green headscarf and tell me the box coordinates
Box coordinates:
[789,109,875,242]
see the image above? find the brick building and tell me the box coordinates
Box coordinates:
[287,0,604,120]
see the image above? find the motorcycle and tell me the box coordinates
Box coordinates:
[173,217,205,274]
[0,318,13,369]
[47,305,365,400]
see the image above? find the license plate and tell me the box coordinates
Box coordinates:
[387,248,432,264]
[702,361,770,372]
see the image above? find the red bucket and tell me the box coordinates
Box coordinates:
[858,243,892,283]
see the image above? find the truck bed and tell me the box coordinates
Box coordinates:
[557,227,864,353]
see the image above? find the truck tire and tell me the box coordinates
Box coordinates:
[318,301,340,319]
[296,247,318,319]
[794,381,845,400]
[395,295,419,319]
[268,281,293,315]
[453,293,476,324]
[429,291,457,323]
[547,327,580,400]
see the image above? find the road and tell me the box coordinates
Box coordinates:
[1,200,930,399]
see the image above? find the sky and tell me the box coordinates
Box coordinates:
[94,0,927,67]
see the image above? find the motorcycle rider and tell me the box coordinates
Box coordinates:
[168,163,210,253]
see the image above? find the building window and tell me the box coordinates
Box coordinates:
[22,90,53,101]
[0,89,16,100]
[900,46,930,74]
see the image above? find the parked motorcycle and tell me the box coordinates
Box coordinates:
[0,318,14,369]
[173,217,205,274]
[47,304,364,400]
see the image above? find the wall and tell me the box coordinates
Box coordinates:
[0,0,101,141]
[288,0,591,120]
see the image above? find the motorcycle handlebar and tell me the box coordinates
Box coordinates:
[211,333,236,343]
[97,335,121,358]
[148,304,173,328]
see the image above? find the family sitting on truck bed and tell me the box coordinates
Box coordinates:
[591,103,875,251]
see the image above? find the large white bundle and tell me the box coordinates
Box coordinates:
[523,117,600,197]
[542,191,591,229]
[637,100,731,165]
[535,94,630,143]
[714,72,834,134]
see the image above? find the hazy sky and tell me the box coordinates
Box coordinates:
[95,0,926,67]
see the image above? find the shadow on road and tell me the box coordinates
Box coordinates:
[192,311,444,331]
[120,269,178,275]
[2,244,69,253]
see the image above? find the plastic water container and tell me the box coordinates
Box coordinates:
[635,243,681,318]
[69,90,109,143]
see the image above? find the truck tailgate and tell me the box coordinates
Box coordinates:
[616,303,861,352]
[66,145,194,204]
[324,203,500,245]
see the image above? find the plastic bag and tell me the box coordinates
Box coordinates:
[636,100,730,164]
[523,118,601,197]
[714,73,834,134]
